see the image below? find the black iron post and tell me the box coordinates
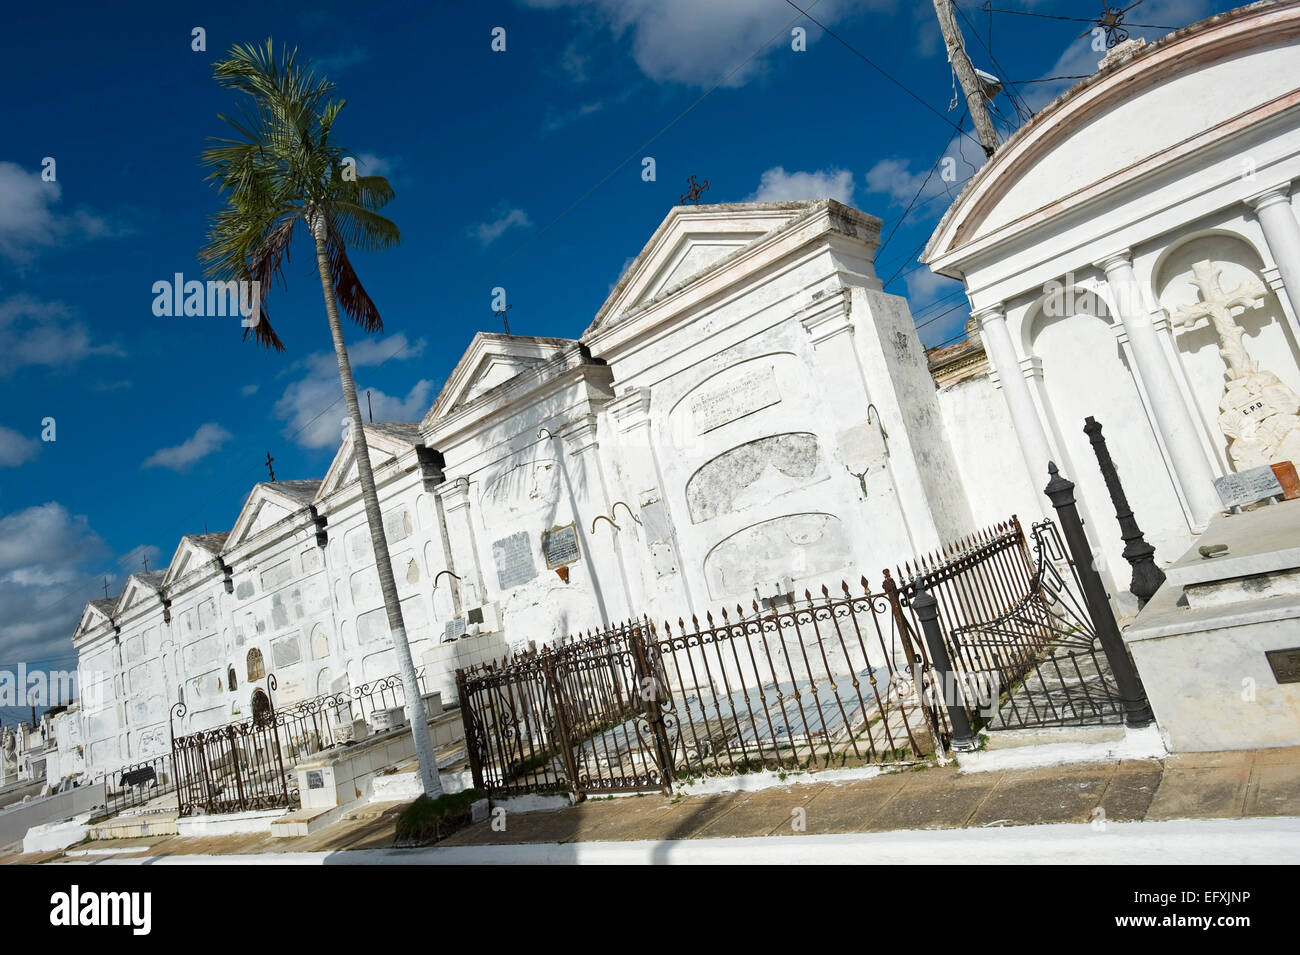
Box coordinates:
[911,588,980,753]
[1044,462,1155,727]
[1084,416,1167,604]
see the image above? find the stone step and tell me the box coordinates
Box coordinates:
[982,724,1126,750]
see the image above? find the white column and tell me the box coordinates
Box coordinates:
[1095,250,1220,527]
[559,414,635,623]
[1247,183,1300,324]
[975,304,1055,494]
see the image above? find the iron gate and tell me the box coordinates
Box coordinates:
[923,519,1127,730]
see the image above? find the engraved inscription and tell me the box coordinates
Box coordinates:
[691,366,781,434]
[1213,464,1283,508]
[492,531,537,590]
[542,524,580,568]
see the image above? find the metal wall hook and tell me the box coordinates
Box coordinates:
[592,514,620,534]
[433,569,462,589]
[611,501,640,525]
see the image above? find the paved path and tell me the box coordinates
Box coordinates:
[6,746,1299,864]
[59,819,1300,865]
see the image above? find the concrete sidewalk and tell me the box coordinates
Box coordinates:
[5,746,1299,863]
[438,747,1300,848]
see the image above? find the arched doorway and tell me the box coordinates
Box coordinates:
[250,689,271,726]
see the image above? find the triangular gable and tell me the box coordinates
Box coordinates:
[316,423,423,503]
[587,202,817,335]
[226,482,320,551]
[421,333,576,428]
[163,535,226,589]
[74,601,115,642]
[114,573,165,617]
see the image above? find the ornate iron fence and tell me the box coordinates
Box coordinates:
[455,524,1037,796]
[168,669,433,817]
[903,517,1127,732]
[457,514,1124,798]
[96,754,177,815]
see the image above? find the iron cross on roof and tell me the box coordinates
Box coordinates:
[680,174,710,205]
[494,303,512,336]
[1080,1,1144,48]
[265,451,276,482]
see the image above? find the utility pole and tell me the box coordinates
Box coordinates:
[932,0,1000,157]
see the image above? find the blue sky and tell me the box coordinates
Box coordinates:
[0,0,1231,708]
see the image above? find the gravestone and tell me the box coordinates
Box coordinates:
[690,365,781,433]
[492,531,537,590]
[542,523,580,568]
[1213,464,1284,508]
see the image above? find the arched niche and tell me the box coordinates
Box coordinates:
[245,647,265,683]
[1026,288,1189,562]
[1155,232,1300,464]
[685,433,826,524]
[702,512,851,601]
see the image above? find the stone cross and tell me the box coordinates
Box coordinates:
[1170,260,1265,380]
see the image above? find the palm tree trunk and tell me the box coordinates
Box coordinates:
[310,210,442,798]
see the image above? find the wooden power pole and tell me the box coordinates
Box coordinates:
[932,0,1000,158]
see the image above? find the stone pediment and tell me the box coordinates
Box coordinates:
[114,572,166,617]
[422,332,577,427]
[74,600,116,641]
[162,533,228,589]
[316,422,423,504]
[225,481,322,551]
[586,202,826,335]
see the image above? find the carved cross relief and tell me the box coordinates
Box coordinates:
[1168,259,1300,471]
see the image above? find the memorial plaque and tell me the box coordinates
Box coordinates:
[492,530,537,590]
[306,770,324,790]
[1213,465,1284,508]
[1266,647,1300,685]
[542,523,580,568]
[443,616,466,643]
[691,366,781,434]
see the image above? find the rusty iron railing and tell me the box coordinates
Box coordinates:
[168,669,433,817]
[455,515,1108,797]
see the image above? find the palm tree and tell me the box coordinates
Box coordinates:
[199,40,441,797]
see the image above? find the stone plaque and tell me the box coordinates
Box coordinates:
[443,616,466,643]
[492,531,537,590]
[542,523,580,568]
[691,366,781,434]
[1265,647,1300,685]
[1213,465,1284,508]
[306,770,324,790]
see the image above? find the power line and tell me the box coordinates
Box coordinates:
[977,5,1176,29]
[782,0,984,150]
[12,2,842,661]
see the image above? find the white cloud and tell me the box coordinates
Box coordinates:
[749,166,855,204]
[142,422,233,470]
[0,503,111,661]
[312,47,370,75]
[864,158,933,205]
[522,0,898,88]
[116,543,162,574]
[0,426,38,468]
[905,267,962,311]
[355,153,395,177]
[472,207,533,246]
[240,384,259,396]
[273,333,434,449]
[0,294,123,376]
[0,161,118,265]
[1018,0,1218,110]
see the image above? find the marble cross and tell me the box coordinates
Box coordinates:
[1169,259,1266,380]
